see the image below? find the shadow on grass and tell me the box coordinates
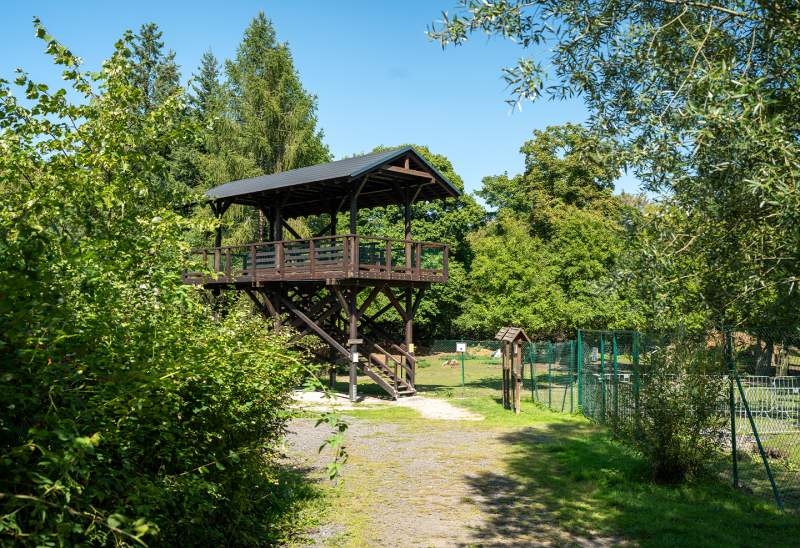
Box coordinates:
[463,420,800,547]
[264,463,328,545]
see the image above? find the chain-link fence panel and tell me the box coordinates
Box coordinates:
[576,328,800,513]
[728,328,800,511]
[525,340,577,413]
[417,329,799,513]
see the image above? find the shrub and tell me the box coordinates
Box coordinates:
[0,23,312,545]
[627,336,727,483]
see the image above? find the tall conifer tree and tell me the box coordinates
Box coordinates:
[130,23,180,113]
[225,12,329,174]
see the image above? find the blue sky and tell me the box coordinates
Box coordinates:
[2,1,640,195]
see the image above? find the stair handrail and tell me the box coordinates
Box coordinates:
[362,338,414,390]
[390,343,417,380]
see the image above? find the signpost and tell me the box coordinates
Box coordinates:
[456,342,466,393]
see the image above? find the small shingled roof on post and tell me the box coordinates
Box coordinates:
[495,326,531,344]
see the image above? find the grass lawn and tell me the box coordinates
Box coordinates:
[302,355,800,546]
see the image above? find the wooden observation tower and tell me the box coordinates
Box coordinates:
[184,147,460,400]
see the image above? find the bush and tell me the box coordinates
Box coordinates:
[0,24,311,545]
[627,336,727,483]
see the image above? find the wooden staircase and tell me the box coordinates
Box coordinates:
[324,321,416,399]
[359,345,416,399]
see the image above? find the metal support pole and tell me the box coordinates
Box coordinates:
[633,331,641,435]
[577,330,583,409]
[600,333,606,422]
[727,330,783,509]
[460,349,465,393]
[726,329,739,488]
[530,343,537,402]
[548,341,553,408]
[569,339,574,413]
[613,332,619,429]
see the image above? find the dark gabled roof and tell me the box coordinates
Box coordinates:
[205,146,461,218]
[495,327,531,343]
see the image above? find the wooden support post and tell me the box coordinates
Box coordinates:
[275,206,284,241]
[514,343,522,415]
[502,342,509,409]
[404,193,412,274]
[348,288,359,402]
[350,176,368,235]
[349,195,357,234]
[267,208,275,241]
[404,287,415,386]
[212,200,230,248]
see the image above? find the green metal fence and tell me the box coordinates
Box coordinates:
[423,329,800,513]
[527,340,577,413]
[575,328,800,513]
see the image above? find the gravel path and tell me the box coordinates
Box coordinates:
[286,415,614,547]
[293,391,483,421]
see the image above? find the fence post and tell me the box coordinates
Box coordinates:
[726,329,738,489]
[600,333,606,422]
[529,343,537,402]
[728,330,784,510]
[548,341,553,409]
[613,332,619,430]
[569,339,574,413]
[633,331,641,435]
[577,330,583,410]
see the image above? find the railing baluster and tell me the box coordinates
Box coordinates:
[353,235,360,275]
[309,239,315,276]
[415,242,422,279]
[225,248,232,279]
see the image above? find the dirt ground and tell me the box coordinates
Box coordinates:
[285,415,615,547]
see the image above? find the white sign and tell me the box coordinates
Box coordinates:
[456,342,467,353]
[351,352,360,363]
[591,347,599,363]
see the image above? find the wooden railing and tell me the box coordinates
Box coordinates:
[183,234,449,285]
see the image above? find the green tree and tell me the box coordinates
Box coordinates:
[184,13,331,246]
[0,21,313,545]
[458,126,637,337]
[226,12,329,175]
[130,22,180,113]
[190,49,224,117]
[479,123,620,234]
[429,1,800,327]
